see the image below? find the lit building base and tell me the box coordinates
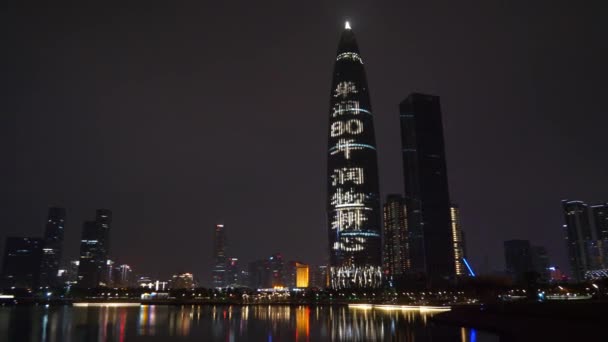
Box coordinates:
[330,265,383,289]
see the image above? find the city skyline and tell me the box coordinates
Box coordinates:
[3,2,607,281]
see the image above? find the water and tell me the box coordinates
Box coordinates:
[0,304,499,341]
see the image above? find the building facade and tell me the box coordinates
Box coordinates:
[39,207,66,288]
[400,93,455,286]
[450,204,467,277]
[504,240,533,283]
[77,209,112,288]
[1,237,44,289]
[382,194,409,281]
[212,224,226,288]
[327,22,382,289]
[563,200,608,281]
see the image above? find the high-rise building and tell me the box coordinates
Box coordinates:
[225,257,239,287]
[504,240,550,283]
[383,195,409,280]
[563,200,593,281]
[171,273,194,289]
[327,22,382,289]
[592,203,608,240]
[114,264,133,288]
[310,265,329,289]
[450,204,467,277]
[504,240,533,283]
[295,262,310,288]
[563,200,608,281]
[1,237,44,289]
[248,259,268,289]
[400,93,455,286]
[269,253,285,287]
[67,260,79,285]
[531,246,550,282]
[77,209,112,288]
[212,224,226,288]
[39,207,66,288]
[286,261,310,288]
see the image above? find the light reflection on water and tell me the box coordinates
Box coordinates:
[0,305,498,341]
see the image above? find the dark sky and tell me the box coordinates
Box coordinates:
[3,1,607,285]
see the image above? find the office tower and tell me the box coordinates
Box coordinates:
[563,200,593,281]
[39,207,66,288]
[77,209,112,288]
[67,260,79,285]
[295,262,310,288]
[450,204,467,277]
[591,204,608,272]
[248,259,268,289]
[400,93,455,285]
[286,261,310,288]
[171,273,194,289]
[531,246,550,282]
[309,265,329,289]
[212,224,226,288]
[225,257,239,286]
[504,240,533,283]
[383,195,409,280]
[327,22,382,289]
[269,253,285,287]
[1,237,43,289]
[286,261,297,288]
[114,264,132,288]
[591,203,608,240]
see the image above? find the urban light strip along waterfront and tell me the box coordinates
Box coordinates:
[348,304,451,312]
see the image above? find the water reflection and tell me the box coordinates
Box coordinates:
[0,305,499,341]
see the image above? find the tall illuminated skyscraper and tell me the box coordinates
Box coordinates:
[77,209,111,288]
[327,22,382,289]
[563,200,592,281]
[450,204,466,277]
[212,224,226,287]
[383,195,409,280]
[39,207,66,287]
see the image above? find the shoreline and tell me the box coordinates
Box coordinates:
[431,302,608,340]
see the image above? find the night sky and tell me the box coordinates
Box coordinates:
[3,1,607,285]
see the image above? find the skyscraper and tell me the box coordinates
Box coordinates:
[77,209,112,288]
[591,203,608,271]
[1,237,43,289]
[450,204,467,277]
[504,240,533,283]
[39,207,66,287]
[531,246,550,282]
[400,93,455,285]
[212,224,226,288]
[327,22,382,289]
[225,257,239,286]
[563,200,608,281]
[563,200,593,281]
[383,194,409,280]
[268,252,285,287]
